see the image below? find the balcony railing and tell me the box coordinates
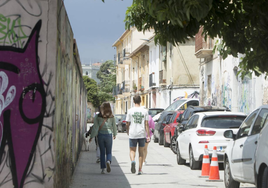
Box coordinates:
[123,85,130,93]
[159,70,166,84]
[121,81,125,90]
[123,48,130,57]
[195,27,214,58]
[116,84,122,95]
[149,73,156,87]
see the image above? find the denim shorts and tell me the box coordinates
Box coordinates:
[129,138,146,148]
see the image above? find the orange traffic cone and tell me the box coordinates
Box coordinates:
[200,145,210,178]
[206,146,223,182]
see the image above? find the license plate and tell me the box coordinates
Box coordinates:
[217,146,226,152]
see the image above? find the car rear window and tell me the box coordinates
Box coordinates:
[165,99,186,111]
[115,115,125,121]
[181,109,193,121]
[149,109,163,117]
[201,116,246,129]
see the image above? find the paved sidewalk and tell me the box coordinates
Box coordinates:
[70,134,131,188]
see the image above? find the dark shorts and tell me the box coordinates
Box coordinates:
[129,138,146,148]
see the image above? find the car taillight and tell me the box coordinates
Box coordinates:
[199,141,209,143]
[196,129,216,136]
[122,120,126,123]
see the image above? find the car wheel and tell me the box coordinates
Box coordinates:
[153,132,158,143]
[170,136,177,154]
[177,145,186,165]
[189,146,201,170]
[261,166,268,188]
[163,133,170,147]
[159,131,164,145]
[224,158,240,188]
[118,124,122,132]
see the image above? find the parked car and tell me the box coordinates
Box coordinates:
[154,111,175,145]
[115,114,126,132]
[255,112,268,188]
[152,98,199,122]
[223,105,268,188]
[149,108,164,118]
[173,106,231,153]
[176,111,246,170]
[163,110,184,150]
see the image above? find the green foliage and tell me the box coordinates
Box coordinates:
[125,0,268,76]
[83,60,116,108]
[97,60,116,94]
[83,76,100,107]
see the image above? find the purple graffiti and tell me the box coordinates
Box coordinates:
[0,20,45,188]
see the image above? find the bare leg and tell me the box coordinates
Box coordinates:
[138,146,144,171]
[130,147,136,161]
[143,142,149,163]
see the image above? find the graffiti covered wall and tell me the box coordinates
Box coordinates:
[200,53,265,114]
[0,1,87,188]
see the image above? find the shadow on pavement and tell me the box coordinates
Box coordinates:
[70,143,131,188]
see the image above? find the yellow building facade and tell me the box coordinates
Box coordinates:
[112,28,154,114]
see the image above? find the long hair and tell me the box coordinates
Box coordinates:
[98,102,114,118]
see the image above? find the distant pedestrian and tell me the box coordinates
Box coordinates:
[143,115,155,165]
[89,102,117,174]
[126,95,150,175]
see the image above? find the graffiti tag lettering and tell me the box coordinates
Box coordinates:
[0,14,30,48]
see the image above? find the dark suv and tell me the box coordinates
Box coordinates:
[154,111,176,145]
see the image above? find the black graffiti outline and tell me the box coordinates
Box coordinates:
[0,61,20,73]
[16,0,42,17]
[0,0,10,7]
[19,83,46,124]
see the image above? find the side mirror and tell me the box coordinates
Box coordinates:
[178,125,185,133]
[224,130,235,139]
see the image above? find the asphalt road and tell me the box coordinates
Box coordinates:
[70,132,255,188]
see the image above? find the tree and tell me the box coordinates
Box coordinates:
[83,76,100,108]
[97,60,116,101]
[124,0,268,76]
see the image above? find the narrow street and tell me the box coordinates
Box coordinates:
[70,132,255,188]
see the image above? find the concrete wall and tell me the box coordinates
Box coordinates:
[0,1,87,188]
[54,1,87,188]
[131,28,154,51]
[169,39,200,86]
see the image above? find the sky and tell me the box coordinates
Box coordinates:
[64,0,133,65]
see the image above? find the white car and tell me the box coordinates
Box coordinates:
[153,98,199,122]
[176,111,246,170]
[255,117,268,188]
[223,105,268,188]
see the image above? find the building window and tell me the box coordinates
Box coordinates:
[86,71,88,75]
